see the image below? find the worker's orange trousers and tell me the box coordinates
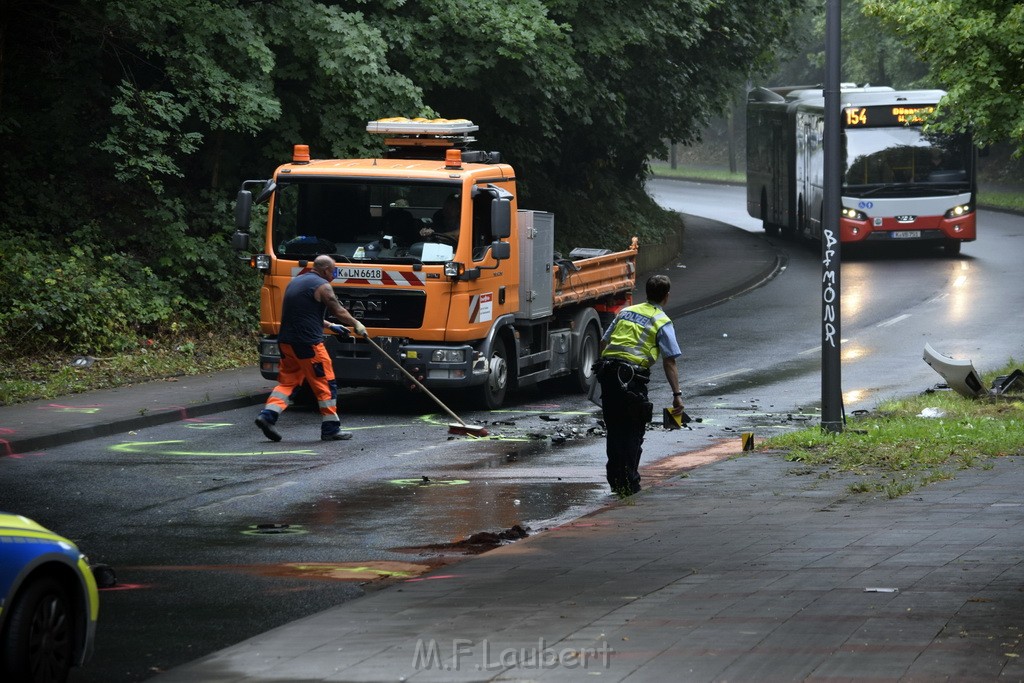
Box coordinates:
[263,342,340,428]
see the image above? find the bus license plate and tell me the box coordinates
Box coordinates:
[891,231,921,239]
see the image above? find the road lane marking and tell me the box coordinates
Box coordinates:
[697,368,753,383]
[877,314,911,328]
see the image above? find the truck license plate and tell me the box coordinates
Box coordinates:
[891,230,921,239]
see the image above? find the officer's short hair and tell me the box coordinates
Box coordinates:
[646,274,671,302]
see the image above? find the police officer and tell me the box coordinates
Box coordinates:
[255,254,366,442]
[596,274,682,495]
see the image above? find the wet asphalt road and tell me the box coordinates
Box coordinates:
[2,180,1021,681]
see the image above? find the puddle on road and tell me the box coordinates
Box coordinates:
[278,478,608,553]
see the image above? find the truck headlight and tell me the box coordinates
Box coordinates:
[432,349,465,363]
[260,339,280,357]
[252,253,271,272]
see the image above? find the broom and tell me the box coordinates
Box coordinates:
[359,332,489,436]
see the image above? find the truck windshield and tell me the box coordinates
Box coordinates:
[844,128,972,194]
[270,178,461,263]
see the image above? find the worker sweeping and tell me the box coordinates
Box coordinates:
[255,255,366,442]
[593,274,683,496]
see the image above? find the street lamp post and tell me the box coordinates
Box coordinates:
[821,0,844,433]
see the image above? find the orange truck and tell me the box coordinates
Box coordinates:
[232,118,637,408]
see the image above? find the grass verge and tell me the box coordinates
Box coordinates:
[0,330,259,406]
[648,162,746,185]
[757,361,1024,498]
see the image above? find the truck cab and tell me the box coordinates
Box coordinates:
[234,118,636,408]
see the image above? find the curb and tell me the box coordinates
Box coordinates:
[2,392,269,456]
[672,252,785,318]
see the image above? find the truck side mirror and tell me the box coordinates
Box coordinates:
[491,198,511,239]
[490,241,511,260]
[235,189,253,230]
[231,230,250,253]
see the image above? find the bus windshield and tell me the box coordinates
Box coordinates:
[271,178,461,264]
[844,128,972,193]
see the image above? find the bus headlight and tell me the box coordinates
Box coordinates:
[841,207,868,221]
[945,203,973,218]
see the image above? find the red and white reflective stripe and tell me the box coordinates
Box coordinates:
[468,292,493,324]
[333,271,427,286]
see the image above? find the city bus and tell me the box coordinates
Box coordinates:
[746,85,976,255]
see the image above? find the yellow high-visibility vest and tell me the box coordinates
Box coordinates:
[601,302,670,368]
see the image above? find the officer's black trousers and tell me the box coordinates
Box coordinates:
[599,369,650,495]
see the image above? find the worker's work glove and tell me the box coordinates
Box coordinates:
[352,320,367,337]
[328,324,350,338]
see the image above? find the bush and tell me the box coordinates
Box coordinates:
[0,233,176,354]
[0,206,260,357]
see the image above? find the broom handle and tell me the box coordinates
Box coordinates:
[361,334,467,427]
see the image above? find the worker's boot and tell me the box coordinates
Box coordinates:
[321,430,353,441]
[255,410,282,442]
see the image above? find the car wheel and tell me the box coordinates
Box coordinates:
[1,576,75,683]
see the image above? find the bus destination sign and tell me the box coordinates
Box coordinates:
[843,105,936,128]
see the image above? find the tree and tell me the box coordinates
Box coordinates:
[764,1,929,89]
[0,0,811,354]
[863,0,1024,155]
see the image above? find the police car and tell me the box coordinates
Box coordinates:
[0,513,98,682]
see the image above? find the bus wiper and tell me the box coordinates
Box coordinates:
[847,184,898,198]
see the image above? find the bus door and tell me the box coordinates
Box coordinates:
[799,113,825,239]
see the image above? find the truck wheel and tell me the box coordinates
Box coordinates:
[477,337,509,409]
[1,576,75,683]
[570,324,600,393]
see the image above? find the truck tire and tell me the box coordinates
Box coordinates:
[569,323,600,393]
[477,336,509,409]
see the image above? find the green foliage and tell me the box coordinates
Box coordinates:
[863,0,1024,156]
[0,0,809,360]
[789,1,931,88]
[0,232,174,354]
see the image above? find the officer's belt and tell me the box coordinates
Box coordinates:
[603,358,650,377]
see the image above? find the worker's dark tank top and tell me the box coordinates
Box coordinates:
[278,272,327,346]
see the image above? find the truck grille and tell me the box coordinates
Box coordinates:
[333,287,426,329]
